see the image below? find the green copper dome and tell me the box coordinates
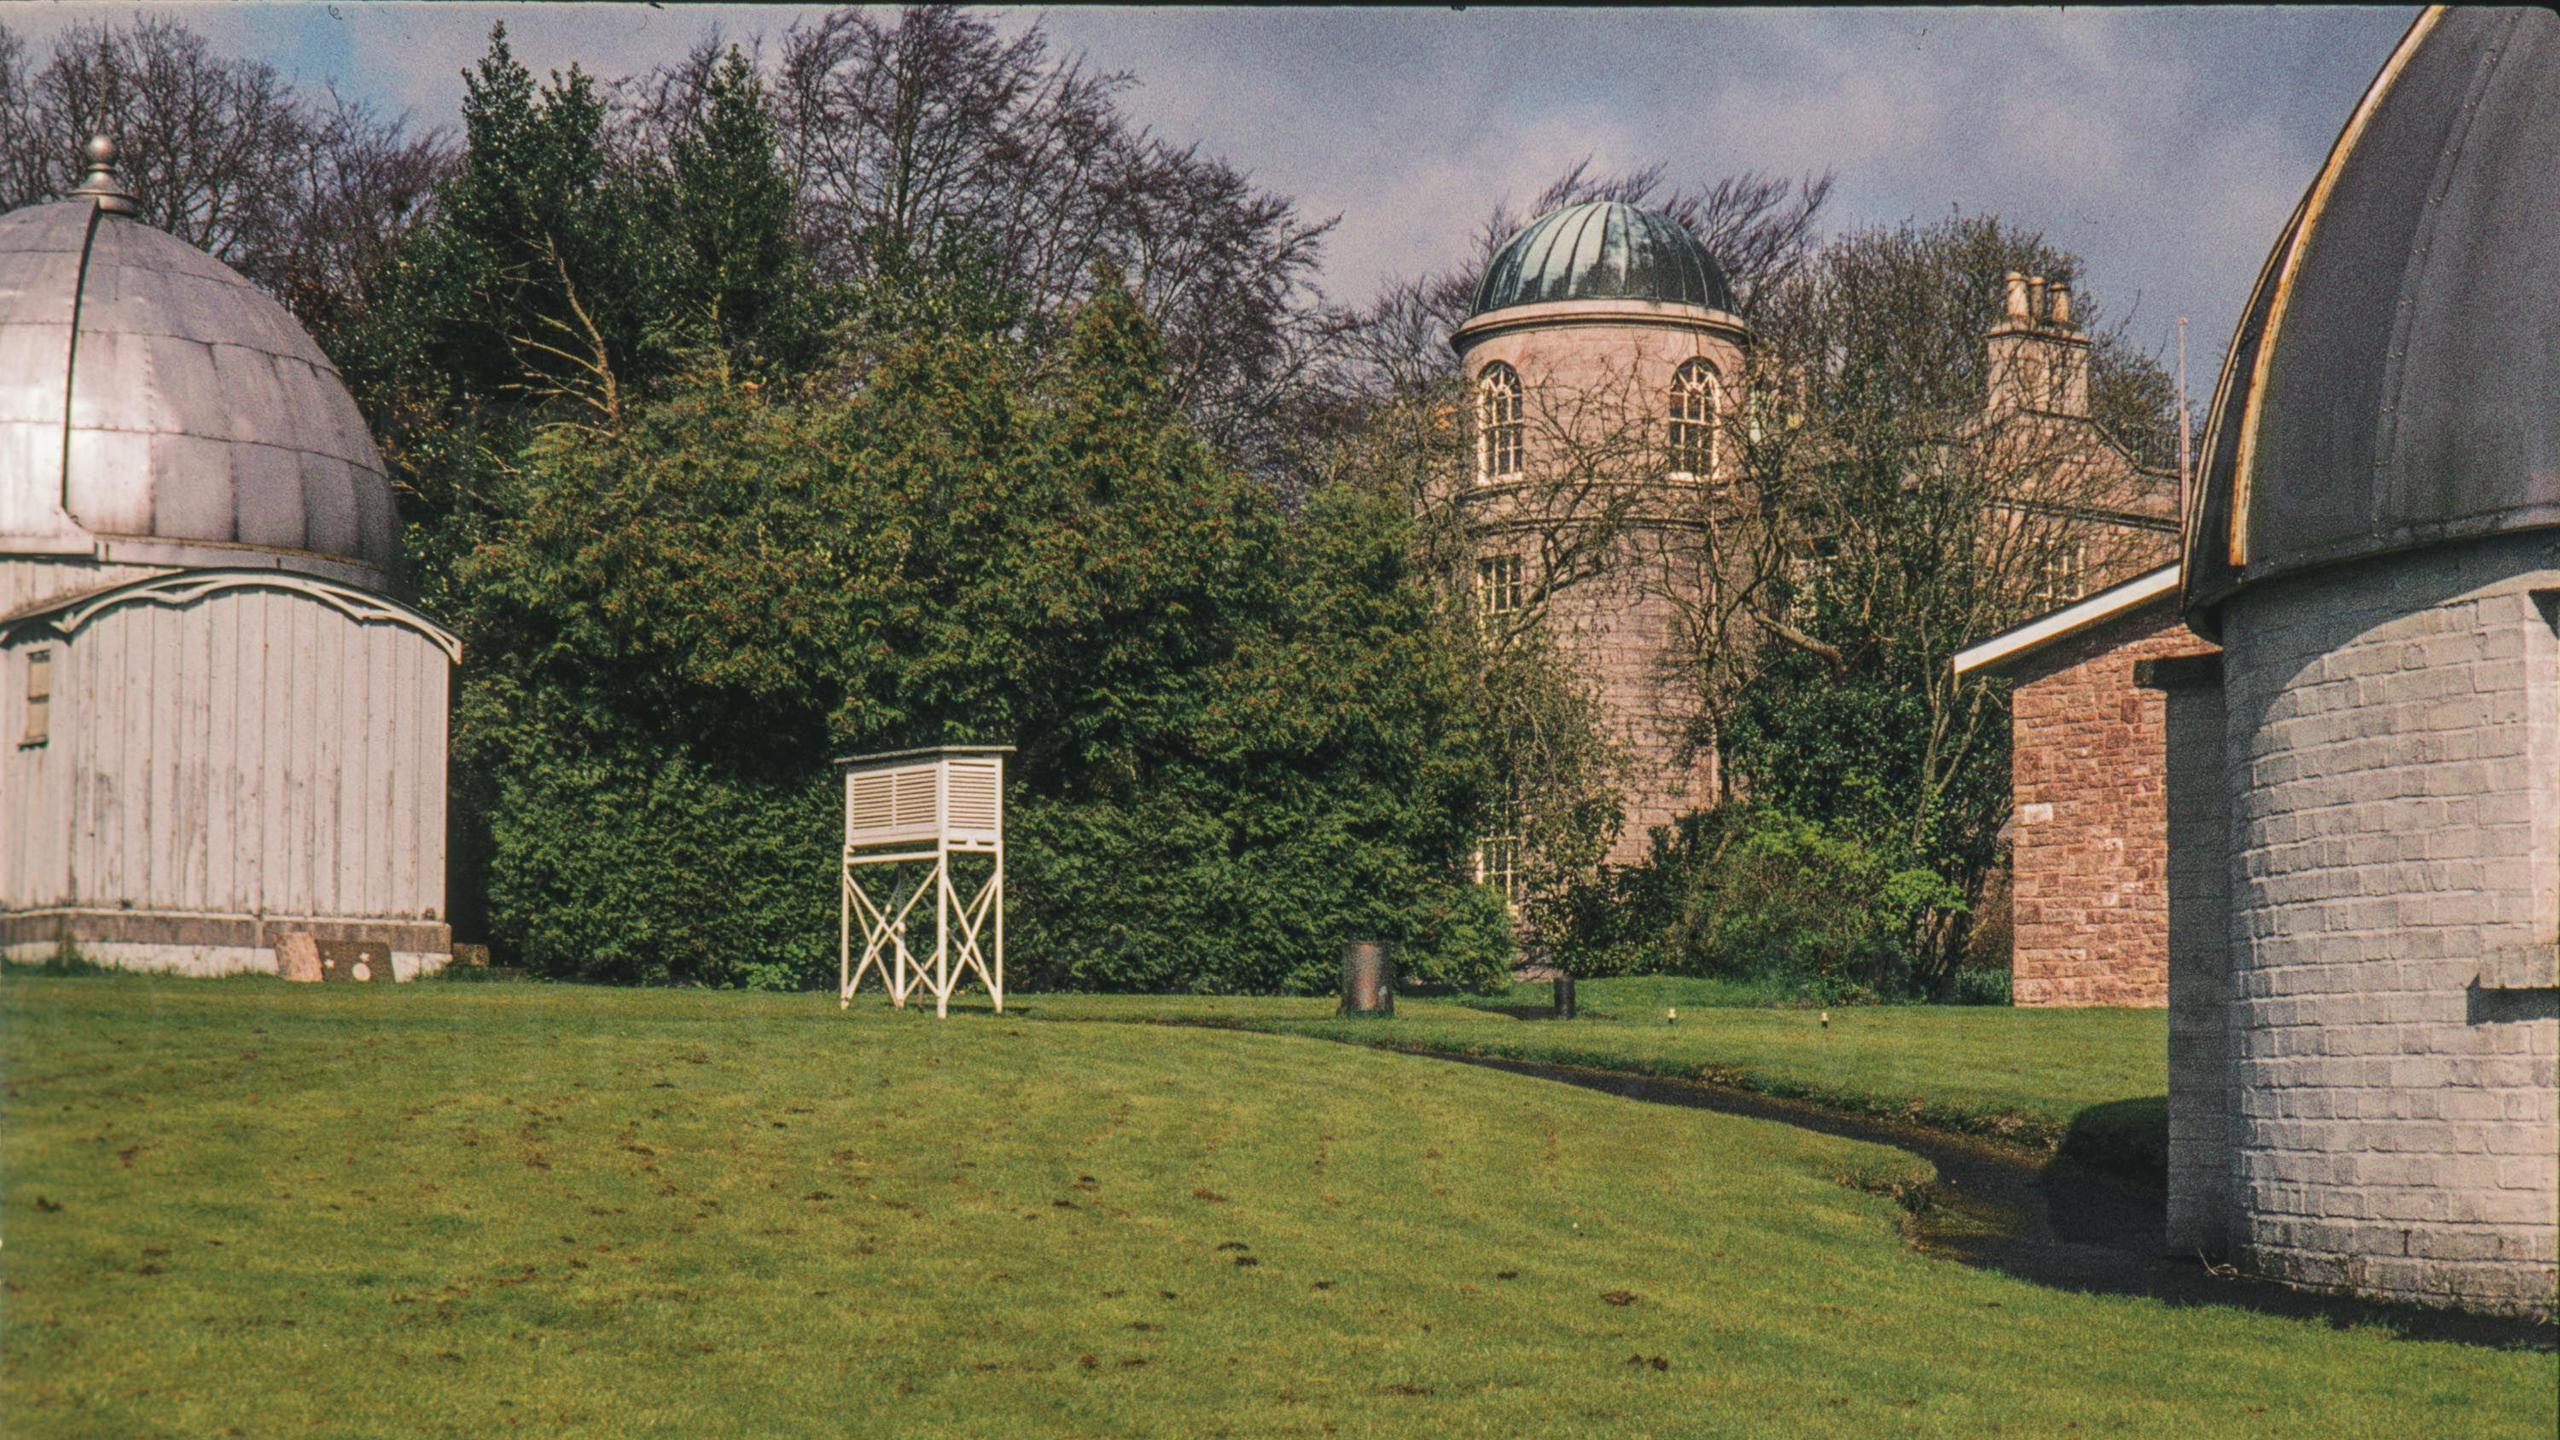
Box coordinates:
[1471,201,1733,318]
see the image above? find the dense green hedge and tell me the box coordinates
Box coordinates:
[451,288,1516,993]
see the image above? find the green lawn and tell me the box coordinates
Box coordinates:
[1025,977,2171,1154]
[4,973,2549,1439]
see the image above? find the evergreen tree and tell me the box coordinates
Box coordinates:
[658,47,827,372]
[453,267,1512,992]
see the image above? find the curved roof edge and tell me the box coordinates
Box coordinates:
[2183,6,2560,628]
[0,566,459,664]
[1449,295,1748,354]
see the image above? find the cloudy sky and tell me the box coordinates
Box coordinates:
[8,4,2415,373]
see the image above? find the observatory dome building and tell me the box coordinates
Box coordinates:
[2163,6,2558,1316]
[1454,198,2174,882]
[1451,201,1750,867]
[0,139,457,977]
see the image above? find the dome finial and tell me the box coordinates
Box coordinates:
[70,133,138,216]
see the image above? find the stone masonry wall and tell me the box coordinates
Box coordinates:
[2218,531,2559,1317]
[2007,600,2219,1006]
[1456,303,1744,868]
[1545,530,1719,863]
[2150,658,2232,1256]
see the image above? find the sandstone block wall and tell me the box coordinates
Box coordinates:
[2006,600,2219,1006]
[1455,302,1744,868]
[2216,531,2559,1317]
[1542,533,1719,863]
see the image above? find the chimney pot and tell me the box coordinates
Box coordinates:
[2003,271,2029,321]
[2050,282,2073,327]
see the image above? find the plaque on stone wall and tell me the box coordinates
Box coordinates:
[316,940,395,983]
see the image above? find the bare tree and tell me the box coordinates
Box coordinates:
[0,15,446,344]
[1662,216,2180,983]
[1324,158,1834,410]
[1348,209,2179,972]
[1319,375,1631,935]
[611,8,1337,477]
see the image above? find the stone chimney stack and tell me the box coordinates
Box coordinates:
[1986,271,2092,419]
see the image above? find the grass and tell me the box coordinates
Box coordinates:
[1024,976,2171,1157]
[4,971,2551,1438]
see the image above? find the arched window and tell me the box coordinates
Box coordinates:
[1668,359,1718,477]
[1476,363,1523,483]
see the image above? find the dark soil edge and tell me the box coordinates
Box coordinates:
[1429,1052,2558,1352]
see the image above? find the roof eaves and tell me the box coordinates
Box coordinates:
[1950,562,2183,678]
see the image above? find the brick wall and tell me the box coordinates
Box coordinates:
[2217,531,2559,1317]
[2006,599,2219,1006]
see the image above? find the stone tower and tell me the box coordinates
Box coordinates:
[2169,5,2557,1317]
[1449,202,1749,868]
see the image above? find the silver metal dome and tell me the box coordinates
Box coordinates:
[0,141,398,590]
[1470,202,1735,319]
[2185,7,2560,617]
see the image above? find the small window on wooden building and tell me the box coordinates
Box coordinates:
[21,648,51,747]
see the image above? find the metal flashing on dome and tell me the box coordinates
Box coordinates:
[1468,201,1735,320]
[67,135,138,217]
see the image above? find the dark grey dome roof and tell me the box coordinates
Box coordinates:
[2186,7,2560,616]
[1471,202,1734,318]
[0,156,399,589]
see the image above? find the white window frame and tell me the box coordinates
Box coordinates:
[1474,792,1525,906]
[20,647,50,748]
[1476,363,1524,484]
[1475,553,1524,625]
[1668,358,1718,478]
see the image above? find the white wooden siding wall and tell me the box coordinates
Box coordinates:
[0,557,167,617]
[0,585,447,922]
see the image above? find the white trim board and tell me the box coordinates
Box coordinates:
[1952,562,2182,678]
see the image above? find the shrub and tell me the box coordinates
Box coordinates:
[453,284,1517,993]
[1558,806,1963,999]
[1952,964,2013,1007]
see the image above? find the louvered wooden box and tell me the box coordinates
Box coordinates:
[838,746,1010,853]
